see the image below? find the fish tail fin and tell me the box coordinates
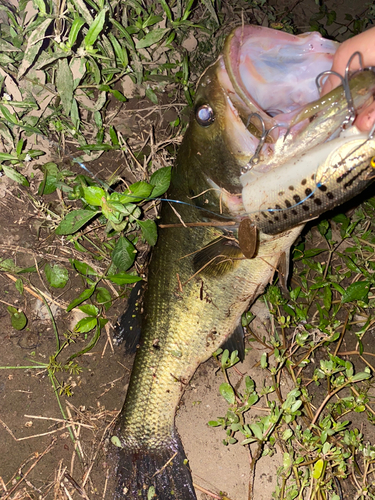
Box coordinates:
[114,430,197,500]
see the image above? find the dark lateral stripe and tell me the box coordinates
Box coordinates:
[343,164,370,189]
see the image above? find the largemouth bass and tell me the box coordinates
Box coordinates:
[111,26,375,499]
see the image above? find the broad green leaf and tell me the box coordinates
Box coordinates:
[68,16,85,47]
[74,316,98,333]
[56,58,74,115]
[351,372,371,382]
[78,304,99,316]
[219,382,235,405]
[135,28,169,49]
[18,18,53,78]
[72,259,99,276]
[249,423,263,441]
[37,162,59,195]
[118,181,154,204]
[83,186,106,206]
[138,219,158,246]
[0,153,17,161]
[96,287,112,308]
[0,104,19,124]
[312,459,324,479]
[341,281,371,304]
[55,209,99,235]
[1,165,29,186]
[106,273,142,285]
[111,236,136,271]
[108,33,128,67]
[7,306,27,330]
[84,8,108,48]
[150,166,171,197]
[45,263,69,288]
[67,286,95,312]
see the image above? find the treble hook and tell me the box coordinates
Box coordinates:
[241,113,281,174]
[316,51,365,131]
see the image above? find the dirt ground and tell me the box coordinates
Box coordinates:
[1,3,375,500]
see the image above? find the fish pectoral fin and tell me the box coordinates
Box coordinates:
[114,280,145,353]
[193,237,243,277]
[238,218,258,259]
[277,251,290,294]
[219,323,245,362]
[114,429,197,500]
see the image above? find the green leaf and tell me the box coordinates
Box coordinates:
[56,58,74,115]
[84,8,107,48]
[78,304,99,316]
[1,165,29,186]
[67,321,104,361]
[111,236,136,272]
[150,166,171,197]
[68,16,85,47]
[312,459,324,479]
[0,153,17,161]
[341,281,371,304]
[72,259,99,276]
[96,287,111,308]
[249,423,263,441]
[55,209,99,235]
[18,18,53,78]
[15,278,24,295]
[135,28,169,49]
[74,316,98,333]
[145,87,158,104]
[45,263,69,288]
[351,372,372,382]
[138,219,158,246]
[37,162,59,195]
[106,273,142,285]
[219,382,235,405]
[7,306,27,330]
[118,181,154,204]
[0,103,19,124]
[83,186,106,206]
[66,287,95,312]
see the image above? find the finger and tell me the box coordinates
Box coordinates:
[321,27,375,96]
[355,100,375,132]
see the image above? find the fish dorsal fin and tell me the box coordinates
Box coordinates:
[220,323,245,362]
[114,281,145,353]
[193,237,243,277]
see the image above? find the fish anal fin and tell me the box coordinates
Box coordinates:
[114,429,197,500]
[193,237,243,277]
[114,281,145,352]
[220,323,245,362]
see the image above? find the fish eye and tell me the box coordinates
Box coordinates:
[195,104,215,127]
[371,157,375,168]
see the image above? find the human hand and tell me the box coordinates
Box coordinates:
[321,27,375,132]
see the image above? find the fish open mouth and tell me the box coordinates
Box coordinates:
[222,25,337,131]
